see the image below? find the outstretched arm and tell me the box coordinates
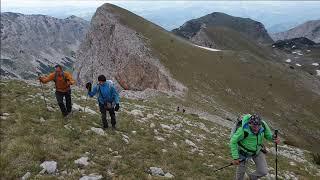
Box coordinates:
[88,85,98,97]
[40,73,55,84]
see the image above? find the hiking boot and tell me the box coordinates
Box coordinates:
[103,125,109,130]
[111,126,116,131]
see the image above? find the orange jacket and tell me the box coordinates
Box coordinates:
[40,71,75,92]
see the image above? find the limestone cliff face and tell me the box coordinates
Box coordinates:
[74,4,186,93]
[0,12,89,79]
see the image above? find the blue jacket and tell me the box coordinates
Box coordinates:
[88,82,120,105]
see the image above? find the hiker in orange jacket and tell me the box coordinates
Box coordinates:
[39,65,75,117]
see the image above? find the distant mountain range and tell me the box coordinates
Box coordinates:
[0,12,89,79]
[271,20,320,43]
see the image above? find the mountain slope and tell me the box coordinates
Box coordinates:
[172,12,274,45]
[271,20,320,43]
[0,12,89,79]
[74,3,320,153]
[1,80,319,179]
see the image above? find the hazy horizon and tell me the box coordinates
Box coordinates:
[2,0,320,33]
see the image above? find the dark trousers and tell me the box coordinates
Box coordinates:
[99,103,116,128]
[55,90,72,116]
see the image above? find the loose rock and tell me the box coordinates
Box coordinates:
[40,161,57,174]
[75,157,89,166]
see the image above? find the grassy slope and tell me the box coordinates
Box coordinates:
[202,26,275,60]
[1,80,319,179]
[102,4,320,152]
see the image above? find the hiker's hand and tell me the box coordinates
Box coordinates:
[273,136,280,144]
[115,104,120,111]
[85,82,92,91]
[67,80,72,86]
[232,159,240,165]
[38,77,44,83]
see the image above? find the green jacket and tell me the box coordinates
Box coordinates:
[230,114,273,160]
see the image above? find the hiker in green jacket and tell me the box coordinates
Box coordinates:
[230,114,280,180]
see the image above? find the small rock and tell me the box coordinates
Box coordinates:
[164,172,174,178]
[147,114,154,119]
[155,136,165,141]
[79,173,103,180]
[131,131,137,135]
[46,106,55,112]
[2,113,10,116]
[0,116,8,120]
[74,157,89,166]
[185,139,197,147]
[130,109,144,117]
[149,167,165,176]
[91,127,105,136]
[40,117,45,122]
[111,151,118,156]
[40,161,57,174]
[173,142,178,147]
[21,172,31,180]
[113,155,122,159]
[289,161,296,166]
[150,123,155,128]
[162,149,168,153]
[107,169,115,177]
[122,137,129,144]
[122,134,129,144]
[160,124,173,131]
[154,129,159,135]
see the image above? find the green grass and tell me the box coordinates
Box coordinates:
[1,80,319,179]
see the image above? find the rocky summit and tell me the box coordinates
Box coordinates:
[74,4,186,94]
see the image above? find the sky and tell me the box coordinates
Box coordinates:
[2,1,320,33]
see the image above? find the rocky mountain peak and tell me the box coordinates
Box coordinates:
[74,3,186,94]
[172,12,274,45]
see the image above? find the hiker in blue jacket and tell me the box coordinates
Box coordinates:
[86,75,120,130]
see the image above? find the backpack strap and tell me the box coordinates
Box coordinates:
[54,71,69,88]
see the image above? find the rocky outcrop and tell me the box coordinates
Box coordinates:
[190,25,215,48]
[74,4,186,94]
[272,37,318,50]
[0,12,89,79]
[271,20,320,43]
[172,12,274,45]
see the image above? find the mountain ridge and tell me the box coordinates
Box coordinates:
[271,19,320,43]
[0,12,90,79]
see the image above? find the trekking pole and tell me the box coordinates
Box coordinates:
[37,73,48,108]
[274,129,279,180]
[213,159,245,172]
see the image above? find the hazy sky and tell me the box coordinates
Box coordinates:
[2,1,320,32]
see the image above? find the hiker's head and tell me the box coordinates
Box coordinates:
[249,114,262,134]
[55,65,63,74]
[98,75,106,84]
